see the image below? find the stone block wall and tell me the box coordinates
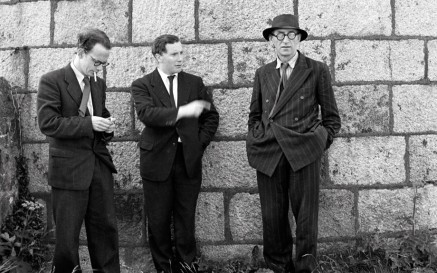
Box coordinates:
[1,0,437,271]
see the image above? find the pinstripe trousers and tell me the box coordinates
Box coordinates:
[257,155,320,273]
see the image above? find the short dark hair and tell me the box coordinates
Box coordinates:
[152,35,180,56]
[77,28,111,52]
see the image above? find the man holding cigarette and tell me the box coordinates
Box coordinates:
[132,34,219,273]
[37,28,120,272]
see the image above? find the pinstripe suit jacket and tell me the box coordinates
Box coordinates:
[246,52,341,177]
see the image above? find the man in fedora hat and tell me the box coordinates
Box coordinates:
[246,14,341,272]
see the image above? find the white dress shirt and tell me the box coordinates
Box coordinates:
[71,62,94,116]
[275,51,299,79]
[157,68,179,107]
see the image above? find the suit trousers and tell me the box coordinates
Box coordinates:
[51,157,120,273]
[143,143,201,273]
[257,155,320,273]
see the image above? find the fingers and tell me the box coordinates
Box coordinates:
[91,116,116,132]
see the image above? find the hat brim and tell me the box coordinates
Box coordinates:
[263,27,308,41]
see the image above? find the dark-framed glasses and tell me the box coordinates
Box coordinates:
[89,55,109,67]
[271,32,298,41]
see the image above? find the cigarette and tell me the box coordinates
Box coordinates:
[94,72,97,82]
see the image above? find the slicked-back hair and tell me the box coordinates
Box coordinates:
[152,34,180,56]
[77,28,111,52]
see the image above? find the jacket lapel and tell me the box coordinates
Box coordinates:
[150,69,172,107]
[263,61,280,103]
[177,72,190,106]
[270,52,312,118]
[64,64,82,107]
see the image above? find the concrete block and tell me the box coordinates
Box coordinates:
[300,0,391,36]
[132,0,195,43]
[299,40,332,66]
[184,43,228,86]
[229,193,262,241]
[390,40,425,81]
[358,188,415,233]
[232,42,274,85]
[393,85,437,133]
[202,141,256,189]
[19,93,45,141]
[108,141,141,190]
[54,0,129,44]
[105,92,132,138]
[336,40,424,82]
[195,192,225,241]
[200,244,263,263]
[319,190,355,238]
[428,40,437,81]
[29,48,76,91]
[199,0,293,40]
[213,88,251,138]
[0,2,50,47]
[115,193,144,244]
[329,137,406,185]
[409,135,437,184]
[0,49,26,88]
[334,85,390,134]
[23,143,50,193]
[106,46,155,88]
[395,0,437,36]
[416,185,437,229]
[120,247,154,273]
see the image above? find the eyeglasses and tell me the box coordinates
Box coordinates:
[271,32,298,41]
[89,54,109,67]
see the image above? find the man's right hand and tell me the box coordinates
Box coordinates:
[176,100,210,121]
[91,116,113,132]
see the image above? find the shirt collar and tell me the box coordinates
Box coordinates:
[275,51,299,69]
[157,68,178,80]
[70,61,87,83]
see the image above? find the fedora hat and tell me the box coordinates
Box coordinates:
[262,14,308,41]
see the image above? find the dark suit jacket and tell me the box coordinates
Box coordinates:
[131,69,219,181]
[37,64,117,190]
[246,52,341,176]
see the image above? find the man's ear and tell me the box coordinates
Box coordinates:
[154,53,162,63]
[269,38,275,49]
[77,48,86,58]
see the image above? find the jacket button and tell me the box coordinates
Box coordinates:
[269,118,273,123]
[300,96,304,99]
[294,117,299,121]
[266,99,269,103]
[172,142,176,146]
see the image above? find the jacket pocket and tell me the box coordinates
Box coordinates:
[139,141,153,151]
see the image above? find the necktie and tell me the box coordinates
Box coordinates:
[280,62,289,93]
[78,77,91,117]
[269,63,290,117]
[168,75,176,108]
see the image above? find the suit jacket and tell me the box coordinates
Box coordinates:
[246,52,341,176]
[37,64,117,190]
[131,69,219,181]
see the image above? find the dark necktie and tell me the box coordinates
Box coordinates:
[269,63,289,117]
[168,75,176,108]
[280,62,289,93]
[78,77,91,117]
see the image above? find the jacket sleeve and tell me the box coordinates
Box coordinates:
[131,78,179,127]
[316,63,341,149]
[197,78,219,149]
[37,74,94,139]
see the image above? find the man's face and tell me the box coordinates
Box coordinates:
[270,28,301,61]
[77,43,110,77]
[156,42,183,75]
